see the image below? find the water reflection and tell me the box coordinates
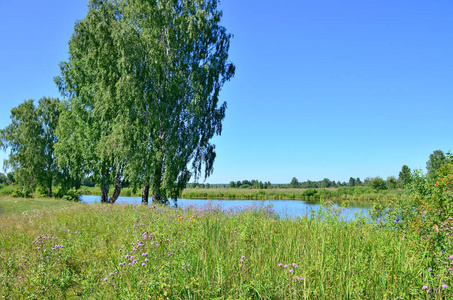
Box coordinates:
[80,195,371,221]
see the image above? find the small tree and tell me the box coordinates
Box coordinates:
[386,176,397,189]
[290,177,299,188]
[371,177,387,191]
[398,165,412,188]
[426,150,447,182]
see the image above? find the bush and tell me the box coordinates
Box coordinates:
[376,153,453,264]
[0,185,18,195]
[302,189,317,197]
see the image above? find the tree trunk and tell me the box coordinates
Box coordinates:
[152,189,162,204]
[109,171,122,204]
[152,163,164,204]
[142,184,149,205]
[101,184,109,203]
[47,169,53,198]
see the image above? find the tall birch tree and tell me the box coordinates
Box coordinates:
[55,0,234,205]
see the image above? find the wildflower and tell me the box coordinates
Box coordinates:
[110,273,114,276]
[293,263,298,268]
[289,269,294,273]
[428,268,433,272]
[145,258,148,262]
[423,286,428,290]
[142,263,145,266]
[18,276,22,279]
[442,284,448,289]
[240,259,244,263]
[278,263,282,267]
[284,264,288,268]
[450,255,453,260]
[119,249,122,252]
[104,278,108,282]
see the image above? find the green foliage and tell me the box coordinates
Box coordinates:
[0,98,70,197]
[374,153,453,269]
[426,149,447,183]
[398,165,412,188]
[386,176,397,189]
[0,173,6,184]
[370,177,387,191]
[0,185,19,196]
[56,0,235,204]
[289,177,299,188]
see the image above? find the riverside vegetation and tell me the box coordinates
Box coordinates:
[0,197,446,299]
[2,153,453,299]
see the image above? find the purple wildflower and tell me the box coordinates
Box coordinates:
[104,278,108,282]
[423,286,428,290]
[442,284,448,289]
[289,269,294,273]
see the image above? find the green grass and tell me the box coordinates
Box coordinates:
[0,198,448,299]
[0,195,77,215]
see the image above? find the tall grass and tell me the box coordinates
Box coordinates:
[0,199,447,299]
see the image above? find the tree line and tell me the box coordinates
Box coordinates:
[183,150,449,191]
[0,0,234,205]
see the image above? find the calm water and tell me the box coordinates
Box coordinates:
[80,195,371,221]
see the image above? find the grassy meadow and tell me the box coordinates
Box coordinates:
[0,196,449,299]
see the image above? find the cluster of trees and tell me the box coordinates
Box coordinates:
[228,180,272,189]
[186,150,445,191]
[286,151,447,191]
[0,172,15,185]
[1,0,234,205]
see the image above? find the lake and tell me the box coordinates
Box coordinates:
[80,195,371,221]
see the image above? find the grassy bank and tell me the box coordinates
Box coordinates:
[0,197,446,298]
[0,195,77,215]
[76,186,403,203]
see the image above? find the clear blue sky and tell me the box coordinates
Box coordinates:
[1,0,452,184]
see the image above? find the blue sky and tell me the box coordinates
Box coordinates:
[1,0,452,184]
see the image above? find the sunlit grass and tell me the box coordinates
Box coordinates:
[0,195,77,215]
[0,199,449,299]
